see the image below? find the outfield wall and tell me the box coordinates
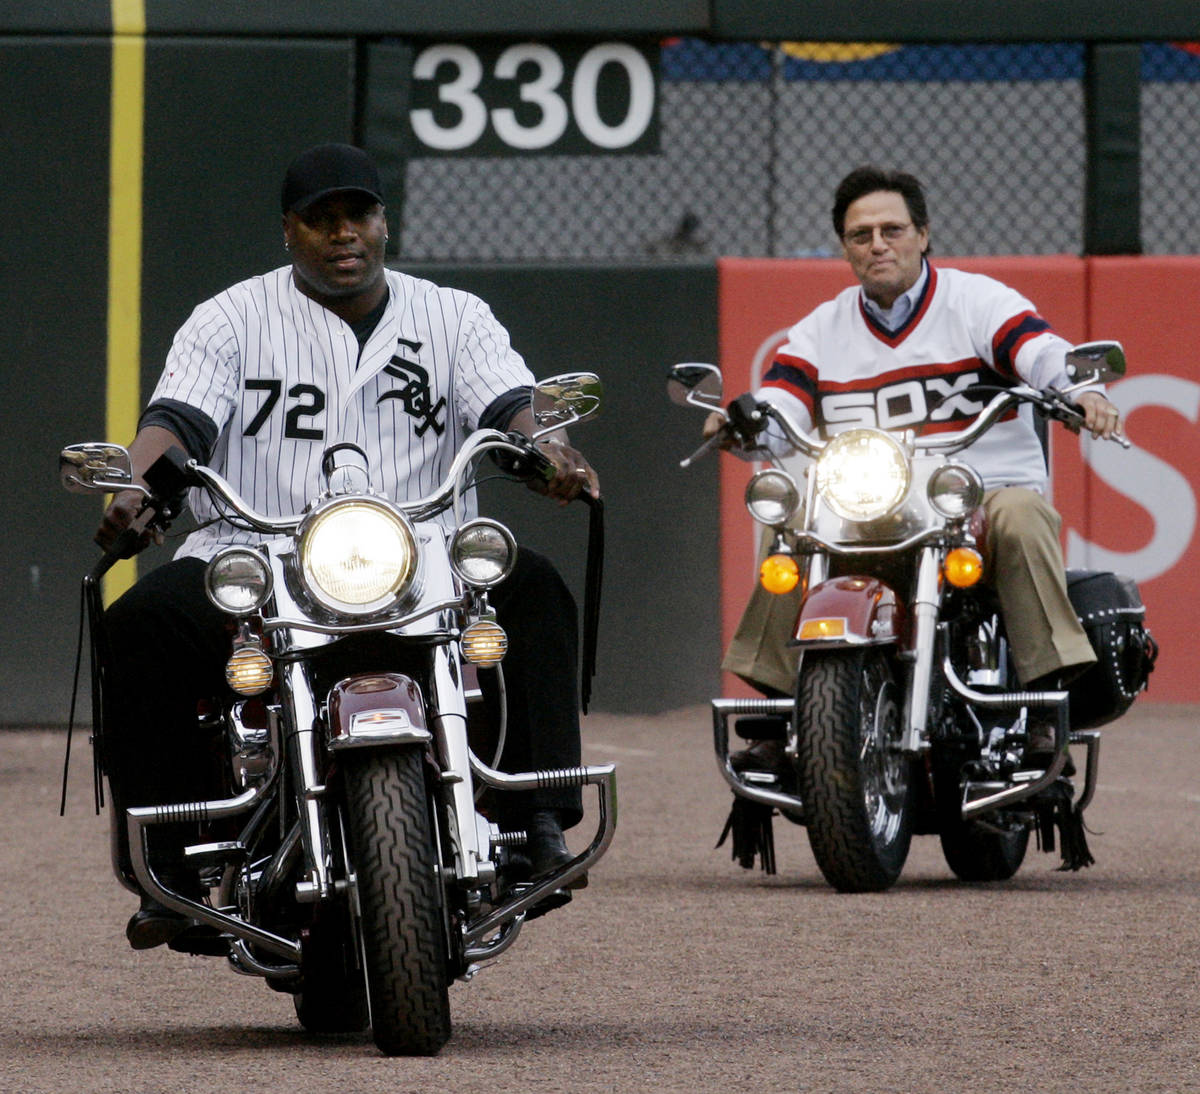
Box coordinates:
[2,18,1197,721]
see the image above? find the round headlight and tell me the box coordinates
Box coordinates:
[299,499,418,615]
[927,462,984,520]
[745,469,801,527]
[205,547,272,614]
[816,429,911,522]
[450,519,517,587]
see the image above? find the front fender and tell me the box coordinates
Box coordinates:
[326,673,433,751]
[792,576,902,647]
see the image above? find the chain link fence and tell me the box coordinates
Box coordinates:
[396,39,1200,262]
[1142,42,1200,254]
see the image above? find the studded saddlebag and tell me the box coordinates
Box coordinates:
[1064,570,1158,729]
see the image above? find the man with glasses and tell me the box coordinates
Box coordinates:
[708,164,1123,773]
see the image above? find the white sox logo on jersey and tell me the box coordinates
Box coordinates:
[766,357,1012,436]
[378,337,447,437]
[822,370,990,433]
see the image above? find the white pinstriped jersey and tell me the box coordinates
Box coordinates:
[757,264,1076,492]
[151,265,534,560]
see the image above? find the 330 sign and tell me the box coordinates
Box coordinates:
[406,41,659,157]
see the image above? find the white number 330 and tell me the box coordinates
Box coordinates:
[410,42,655,153]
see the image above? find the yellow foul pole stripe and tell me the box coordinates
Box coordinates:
[104,0,146,604]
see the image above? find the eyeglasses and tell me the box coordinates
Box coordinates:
[843,223,914,248]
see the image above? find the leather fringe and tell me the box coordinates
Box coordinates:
[1036,783,1095,871]
[716,797,776,874]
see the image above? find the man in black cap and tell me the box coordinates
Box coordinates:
[96,143,598,948]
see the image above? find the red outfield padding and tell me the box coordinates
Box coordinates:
[717,255,1198,701]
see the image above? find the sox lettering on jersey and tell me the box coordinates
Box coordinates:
[378,338,447,437]
[819,369,990,433]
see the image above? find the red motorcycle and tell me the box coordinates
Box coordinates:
[670,343,1156,892]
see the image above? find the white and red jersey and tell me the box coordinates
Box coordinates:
[757,263,1076,492]
[150,265,534,560]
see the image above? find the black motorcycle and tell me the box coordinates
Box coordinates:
[60,373,614,1055]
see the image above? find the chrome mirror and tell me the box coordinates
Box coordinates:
[667,362,724,410]
[1065,341,1126,385]
[531,373,603,440]
[59,443,145,496]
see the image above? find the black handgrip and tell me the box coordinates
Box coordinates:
[526,444,558,485]
[727,393,769,446]
[1040,389,1086,428]
[500,433,558,483]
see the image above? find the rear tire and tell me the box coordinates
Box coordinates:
[293,902,370,1034]
[934,756,1029,882]
[342,749,451,1056]
[796,650,914,892]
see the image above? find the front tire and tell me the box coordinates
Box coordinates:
[796,649,914,892]
[342,749,451,1056]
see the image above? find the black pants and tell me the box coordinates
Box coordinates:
[102,546,583,832]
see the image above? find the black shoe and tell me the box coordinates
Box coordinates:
[523,889,573,921]
[525,810,588,890]
[1024,723,1076,777]
[167,923,228,956]
[126,894,192,950]
[729,738,787,776]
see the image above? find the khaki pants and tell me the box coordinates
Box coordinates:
[723,486,1095,695]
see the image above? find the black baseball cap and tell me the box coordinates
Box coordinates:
[280,143,384,214]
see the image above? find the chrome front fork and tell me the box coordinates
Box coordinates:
[280,658,335,903]
[901,545,943,754]
[429,643,489,887]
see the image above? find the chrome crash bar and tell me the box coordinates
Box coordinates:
[940,656,1098,818]
[126,783,302,963]
[460,751,618,952]
[711,697,803,819]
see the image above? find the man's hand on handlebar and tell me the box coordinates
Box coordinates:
[529,437,600,505]
[1070,391,1123,441]
[95,490,161,556]
[702,411,735,450]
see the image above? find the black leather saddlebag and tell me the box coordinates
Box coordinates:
[1064,570,1158,729]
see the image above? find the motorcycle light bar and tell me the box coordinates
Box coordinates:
[943,547,984,588]
[927,462,984,520]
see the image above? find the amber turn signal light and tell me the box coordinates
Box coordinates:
[461,619,508,666]
[944,546,984,588]
[798,618,847,640]
[225,646,273,695]
[760,553,800,594]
